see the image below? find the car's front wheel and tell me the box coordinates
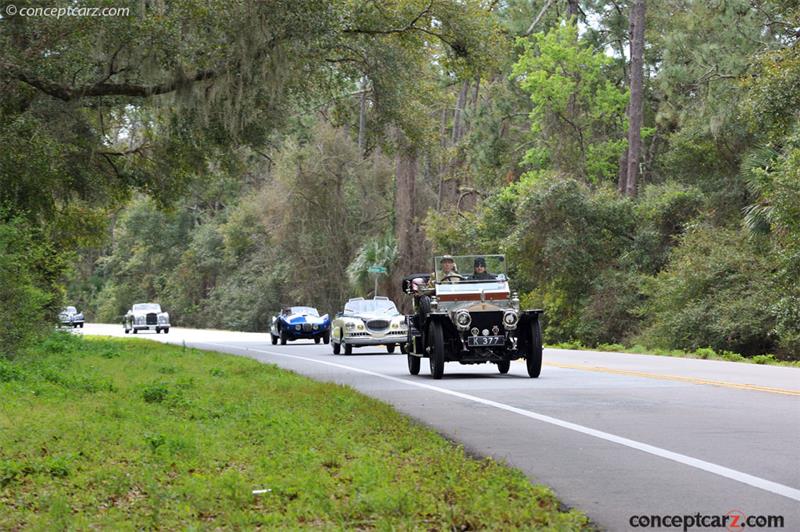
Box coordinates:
[163,328,169,334]
[386,344,396,354]
[344,342,353,356]
[271,333,278,345]
[314,337,321,344]
[280,330,288,345]
[521,320,543,378]
[407,354,420,375]
[428,321,445,379]
[322,331,330,345]
[132,329,137,334]
[497,360,510,374]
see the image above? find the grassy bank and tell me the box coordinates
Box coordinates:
[0,333,588,530]
[547,341,800,368]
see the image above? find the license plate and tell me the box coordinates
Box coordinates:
[468,335,504,347]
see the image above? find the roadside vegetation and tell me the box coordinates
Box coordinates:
[2,2,798,361]
[0,333,589,530]
[547,342,800,368]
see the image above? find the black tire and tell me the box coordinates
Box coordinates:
[163,328,169,334]
[156,328,161,334]
[400,342,407,354]
[524,320,543,378]
[418,295,431,315]
[314,337,321,344]
[132,329,137,334]
[124,327,129,335]
[280,330,287,345]
[323,331,330,345]
[408,354,420,375]
[271,334,278,345]
[497,360,510,374]
[386,344,396,354]
[79,323,84,328]
[332,337,341,354]
[344,342,353,356]
[428,321,445,379]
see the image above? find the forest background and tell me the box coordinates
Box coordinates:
[2,0,798,359]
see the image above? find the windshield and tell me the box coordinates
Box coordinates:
[133,303,162,312]
[63,306,77,313]
[433,254,508,284]
[289,306,319,317]
[344,299,399,315]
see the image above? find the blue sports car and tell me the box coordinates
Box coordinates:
[270,306,331,345]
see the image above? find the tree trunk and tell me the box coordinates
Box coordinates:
[395,143,419,272]
[451,80,469,144]
[567,0,579,19]
[625,0,645,197]
[358,77,367,156]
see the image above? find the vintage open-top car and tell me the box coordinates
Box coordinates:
[270,306,331,345]
[124,303,170,334]
[402,254,543,379]
[59,306,85,328]
[331,297,408,355]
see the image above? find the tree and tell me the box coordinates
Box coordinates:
[512,22,628,183]
[623,0,645,196]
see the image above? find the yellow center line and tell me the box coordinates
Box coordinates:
[544,361,800,397]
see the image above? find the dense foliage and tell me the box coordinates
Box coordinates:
[2,1,798,358]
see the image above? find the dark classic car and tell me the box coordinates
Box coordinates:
[402,254,543,379]
[59,306,85,328]
[270,306,331,345]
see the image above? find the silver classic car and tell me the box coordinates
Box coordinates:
[331,297,408,355]
[59,306,84,328]
[124,303,170,334]
[402,254,543,379]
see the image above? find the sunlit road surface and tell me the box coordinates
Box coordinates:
[83,323,800,530]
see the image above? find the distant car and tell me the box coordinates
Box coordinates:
[59,306,84,328]
[270,306,331,345]
[402,254,543,379]
[330,297,408,355]
[124,303,170,334]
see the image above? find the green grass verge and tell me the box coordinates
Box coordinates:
[0,333,589,530]
[547,341,800,368]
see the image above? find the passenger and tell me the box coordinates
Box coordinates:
[471,257,496,280]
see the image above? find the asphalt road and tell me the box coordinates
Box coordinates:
[82,323,800,530]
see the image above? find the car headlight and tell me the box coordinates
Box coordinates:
[502,310,518,330]
[357,324,364,331]
[312,324,319,330]
[295,324,301,331]
[455,310,471,330]
[345,322,355,330]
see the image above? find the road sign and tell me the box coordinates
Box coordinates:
[368,266,387,274]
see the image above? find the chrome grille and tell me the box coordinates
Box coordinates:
[146,313,157,325]
[366,319,389,331]
[302,323,312,332]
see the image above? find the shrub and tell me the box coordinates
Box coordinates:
[0,218,56,359]
[639,225,779,355]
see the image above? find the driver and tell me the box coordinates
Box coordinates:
[437,255,461,283]
[471,257,496,280]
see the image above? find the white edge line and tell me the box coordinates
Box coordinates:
[195,341,800,503]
